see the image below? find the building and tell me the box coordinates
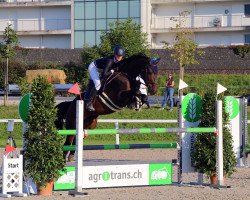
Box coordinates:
[73,0,140,48]
[0,0,72,49]
[0,0,250,49]
[142,0,250,48]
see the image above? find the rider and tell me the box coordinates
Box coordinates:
[84,45,125,111]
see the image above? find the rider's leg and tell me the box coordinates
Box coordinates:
[85,62,101,111]
[84,81,97,112]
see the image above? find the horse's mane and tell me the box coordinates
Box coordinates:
[115,53,149,76]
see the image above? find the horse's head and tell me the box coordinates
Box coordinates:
[117,53,158,94]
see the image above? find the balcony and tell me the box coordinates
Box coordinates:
[151,14,250,33]
[0,0,71,7]
[0,19,71,35]
[151,0,238,4]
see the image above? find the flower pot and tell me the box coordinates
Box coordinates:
[37,180,54,196]
[210,175,217,185]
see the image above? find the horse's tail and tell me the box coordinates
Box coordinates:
[55,101,72,129]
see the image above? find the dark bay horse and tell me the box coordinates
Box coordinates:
[55,54,157,161]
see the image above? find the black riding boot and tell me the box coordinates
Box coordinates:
[84,83,97,112]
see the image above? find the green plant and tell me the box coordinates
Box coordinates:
[231,45,250,58]
[191,91,236,177]
[17,77,31,96]
[24,76,65,188]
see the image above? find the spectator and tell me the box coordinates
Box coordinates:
[160,73,175,111]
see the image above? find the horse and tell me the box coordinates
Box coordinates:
[55,53,157,162]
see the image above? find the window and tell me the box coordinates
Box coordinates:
[85,20,95,30]
[130,1,140,18]
[85,31,96,46]
[245,5,250,16]
[75,3,85,19]
[75,31,85,48]
[96,2,106,18]
[107,1,117,18]
[75,20,84,30]
[245,34,250,44]
[74,0,141,46]
[118,1,128,18]
[85,2,95,19]
[96,19,106,30]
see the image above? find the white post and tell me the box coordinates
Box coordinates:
[75,100,83,193]
[216,100,224,186]
[115,122,119,145]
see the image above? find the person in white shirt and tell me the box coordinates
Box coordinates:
[136,76,150,109]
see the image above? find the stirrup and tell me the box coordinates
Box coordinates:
[86,102,95,111]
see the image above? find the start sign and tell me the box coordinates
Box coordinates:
[18,93,31,123]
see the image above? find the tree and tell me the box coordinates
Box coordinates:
[162,11,204,94]
[81,18,151,89]
[0,24,19,106]
[100,18,150,57]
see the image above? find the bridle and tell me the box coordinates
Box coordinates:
[142,64,157,93]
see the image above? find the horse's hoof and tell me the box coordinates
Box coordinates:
[68,154,75,162]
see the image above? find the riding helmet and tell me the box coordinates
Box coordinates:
[150,57,161,65]
[113,45,125,57]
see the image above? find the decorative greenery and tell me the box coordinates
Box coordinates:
[24,76,65,188]
[191,91,236,177]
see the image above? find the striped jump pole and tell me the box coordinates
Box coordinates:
[63,142,178,151]
[58,127,216,136]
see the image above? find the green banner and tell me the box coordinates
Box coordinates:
[54,166,75,190]
[149,163,172,185]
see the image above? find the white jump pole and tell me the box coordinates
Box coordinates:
[70,100,84,196]
[115,122,120,145]
[216,100,224,186]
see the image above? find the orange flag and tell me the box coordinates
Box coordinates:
[5,144,16,155]
[68,83,81,95]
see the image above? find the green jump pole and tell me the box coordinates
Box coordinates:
[58,127,216,136]
[63,142,178,151]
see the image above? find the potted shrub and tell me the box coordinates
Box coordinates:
[24,76,65,195]
[213,18,221,27]
[191,91,236,184]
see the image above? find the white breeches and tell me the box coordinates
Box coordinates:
[88,62,101,91]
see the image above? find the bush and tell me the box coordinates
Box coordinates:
[191,91,236,177]
[24,76,65,188]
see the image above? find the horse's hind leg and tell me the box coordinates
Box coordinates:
[68,136,76,162]
[64,135,75,162]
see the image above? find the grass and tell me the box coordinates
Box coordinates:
[0,105,249,148]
